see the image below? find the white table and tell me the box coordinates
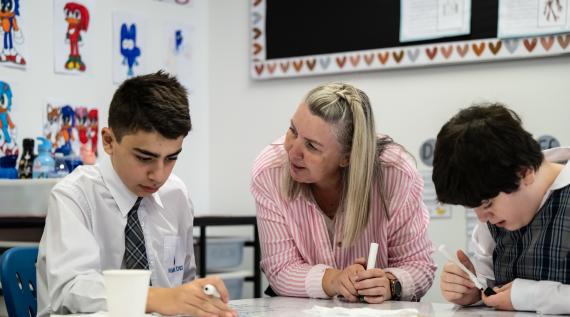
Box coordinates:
[51,297,542,316]
[230,297,539,316]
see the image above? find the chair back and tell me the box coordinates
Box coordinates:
[0,247,39,317]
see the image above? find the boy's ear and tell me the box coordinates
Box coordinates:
[101,128,115,155]
[520,167,536,186]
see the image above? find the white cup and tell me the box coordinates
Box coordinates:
[103,269,151,317]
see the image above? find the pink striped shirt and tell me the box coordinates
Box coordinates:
[251,137,436,300]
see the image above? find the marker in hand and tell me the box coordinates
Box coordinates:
[203,284,221,298]
[438,244,496,296]
[366,242,379,270]
[358,242,379,303]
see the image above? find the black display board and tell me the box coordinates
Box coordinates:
[250,0,570,79]
[265,1,497,59]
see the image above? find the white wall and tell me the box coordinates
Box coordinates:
[0,0,211,213]
[208,0,570,302]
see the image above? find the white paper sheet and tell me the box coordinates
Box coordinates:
[400,0,471,42]
[498,0,570,38]
[304,306,419,317]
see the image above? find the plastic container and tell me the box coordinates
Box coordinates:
[204,237,247,271]
[18,138,35,179]
[51,153,69,178]
[0,152,18,179]
[0,167,18,179]
[32,137,55,179]
[64,153,84,173]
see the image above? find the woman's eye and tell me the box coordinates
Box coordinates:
[167,156,178,161]
[306,142,318,151]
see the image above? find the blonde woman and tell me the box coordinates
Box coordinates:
[251,82,435,303]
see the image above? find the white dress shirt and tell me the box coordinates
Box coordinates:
[36,156,195,317]
[471,147,570,315]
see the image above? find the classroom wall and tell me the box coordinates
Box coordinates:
[208,0,570,302]
[0,0,211,213]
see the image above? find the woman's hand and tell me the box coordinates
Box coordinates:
[354,268,391,303]
[323,260,366,302]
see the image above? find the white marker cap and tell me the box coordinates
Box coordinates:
[366,243,379,270]
[203,284,221,298]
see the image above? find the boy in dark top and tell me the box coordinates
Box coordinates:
[432,103,570,314]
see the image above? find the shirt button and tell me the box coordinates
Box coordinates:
[336,242,342,247]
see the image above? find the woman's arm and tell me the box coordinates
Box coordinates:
[384,169,436,301]
[252,173,332,298]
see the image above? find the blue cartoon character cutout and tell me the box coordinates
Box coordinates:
[175,29,183,54]
[120,23,140,77]
[0,0,26,65]
[0,81,18,163]
[55,105,75,155]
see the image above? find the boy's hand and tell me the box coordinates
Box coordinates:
[146,276,237,317]
[482,282,513,311]
[323,259,366,302]
[440,250,481,306]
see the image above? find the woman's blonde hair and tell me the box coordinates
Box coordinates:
[282,82,391,246]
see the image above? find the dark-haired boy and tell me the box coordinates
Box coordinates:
[432,103,570,314]
[37,71,236,317]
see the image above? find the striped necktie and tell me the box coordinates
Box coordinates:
[123,197,149,270]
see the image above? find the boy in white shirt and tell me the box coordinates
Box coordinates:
[432,103,570,315]
[36,71,236,317]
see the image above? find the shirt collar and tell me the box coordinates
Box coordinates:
[98,156,164,217]
[537,147,570,209]
[544,147,570,191]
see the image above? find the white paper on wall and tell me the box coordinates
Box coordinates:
[53,0,95,74]
[0,0,28,69]
[498,0,570,38]
[154,0,192,5]
[421,169,452,218]
[160,22,194,91]
[400,0,472,42]
[0,80,19,161]
[112,11,147,84]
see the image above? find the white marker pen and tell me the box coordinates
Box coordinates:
[438,244,496,296]
[357,242,379,302]
[366,242,379,270]
[203,284,221,298]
